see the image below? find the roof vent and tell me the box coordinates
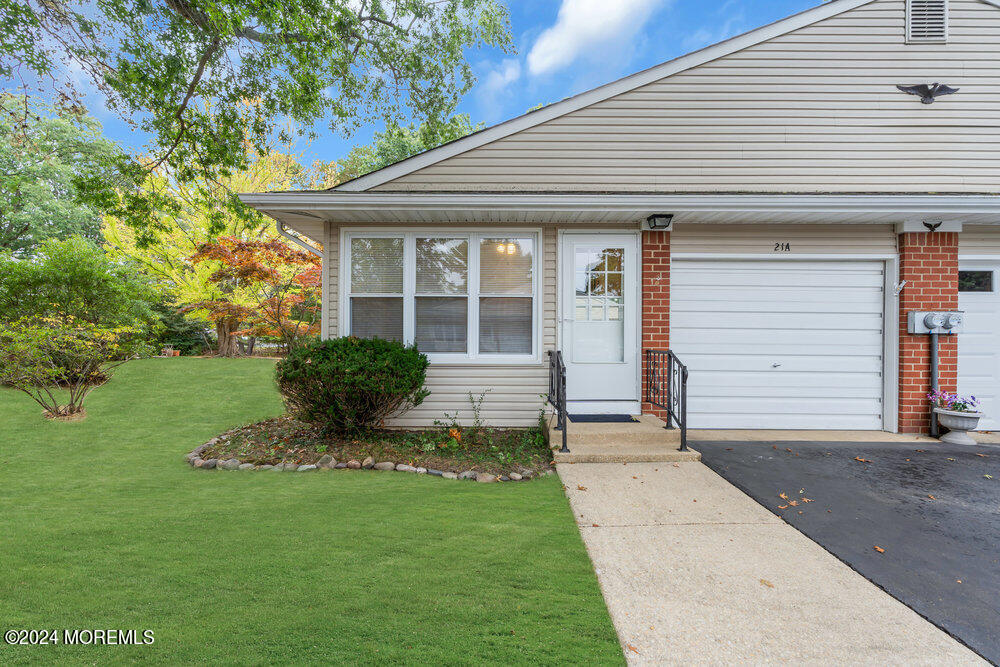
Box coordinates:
[907,0,948,42]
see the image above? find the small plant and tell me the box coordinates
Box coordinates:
[275,337,430,434]
[0,316,149,418]
[928,390,980,413]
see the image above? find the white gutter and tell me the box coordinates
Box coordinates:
[240,193,1000,217]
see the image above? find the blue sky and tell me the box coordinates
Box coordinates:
[90,0,816,166]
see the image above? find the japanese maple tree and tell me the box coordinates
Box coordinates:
[186,236,320,356]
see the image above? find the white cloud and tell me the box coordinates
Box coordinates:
[682,2,748,52]
[483,58,522,94]
[527,0,666,76]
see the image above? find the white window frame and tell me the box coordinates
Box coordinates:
[341,228,542,365]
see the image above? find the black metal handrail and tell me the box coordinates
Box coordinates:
[644,349,689,451]
[546,350,569,453]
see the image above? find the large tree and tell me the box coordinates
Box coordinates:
[0,95,129,255]
[332,113,482,183]
[5,0,511,243]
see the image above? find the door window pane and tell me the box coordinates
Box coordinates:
[415,297,467,353]
[351,297,403,341]
[959,270,993,292]
[351,238,403,293]
[480,298,532,354]
[416,238,468,294]
[480,238,533,294]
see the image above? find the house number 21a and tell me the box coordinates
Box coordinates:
[774,242,791,252]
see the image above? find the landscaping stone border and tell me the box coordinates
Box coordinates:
[185,437,552,482]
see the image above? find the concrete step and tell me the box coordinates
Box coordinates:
[547,414,700,463]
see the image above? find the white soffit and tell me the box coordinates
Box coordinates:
[333,0,877,192]
[240,193,1000,234]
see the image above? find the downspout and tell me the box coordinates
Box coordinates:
[276,219,321,257]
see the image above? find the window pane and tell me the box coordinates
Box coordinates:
[351,297,403,341]
[959,270,993,292]
[416,238,468,294]
[480,298,532,354]
[415,297,467,353]
[351,238,403,293]
[480,238,533,294]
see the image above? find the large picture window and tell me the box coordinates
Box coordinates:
[345,231,539,361]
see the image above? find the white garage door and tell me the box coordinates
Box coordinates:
[958,263,1000,432]
[671,259,885,429]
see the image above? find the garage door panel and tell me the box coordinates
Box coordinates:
[672,312,882,331]
[671,259,885,430]
[671,329,883,349]
[958,262,1000,432]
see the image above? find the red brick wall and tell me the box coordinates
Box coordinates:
[897,231,959,433]
[641,230,671,419]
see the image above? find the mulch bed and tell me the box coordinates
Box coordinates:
[197,416,554,477]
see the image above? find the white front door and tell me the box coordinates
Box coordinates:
[671,258,886,429]
[561,234,639,412]
[958,262,1000,431]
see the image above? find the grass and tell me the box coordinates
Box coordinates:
[0,358,622,665]
[199,416,555,475]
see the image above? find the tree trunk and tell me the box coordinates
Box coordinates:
[215,319,241,357]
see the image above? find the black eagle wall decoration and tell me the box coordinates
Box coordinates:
[896,83,959,104]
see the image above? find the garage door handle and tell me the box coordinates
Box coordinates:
[772,363,782,368]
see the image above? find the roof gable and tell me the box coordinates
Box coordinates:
[335,0,878,192]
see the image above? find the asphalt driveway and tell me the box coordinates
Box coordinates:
[696,440,1000,663]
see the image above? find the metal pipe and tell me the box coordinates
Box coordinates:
[929,331,939,437]
[276,220,321,257]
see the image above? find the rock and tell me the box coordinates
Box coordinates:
[541,469,554,476]
[317,454,335,468]
[415,467,427,474]
[476,473,497,483]
[219,458,241,470]
[499,476,510,482]
[238,463,255,470]
[191,458,204,467]
[425,468,444,476]
[509,472,523,481]
[268,465,282,472]
[458,470,477,480]
[201,459,218,469]
[373,461,395,471]
[282,463,299,471]
[185,452,198,462]
[298,464,318,472]
[347,460,361,469]
[334,462,348,469]
[362,456,375,469]
[442,472,458,479]
[396,464,417,473]
[260,465,275,470]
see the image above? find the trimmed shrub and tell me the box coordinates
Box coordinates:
[275,337,430,434]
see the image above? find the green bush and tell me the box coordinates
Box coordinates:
[275,337,430,434]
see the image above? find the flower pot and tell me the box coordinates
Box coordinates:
[933,407,983,446]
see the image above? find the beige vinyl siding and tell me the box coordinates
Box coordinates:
[959,225,1000,255]
[325,224,557,427]
[375,0,1000,193]
[672,224,898,254]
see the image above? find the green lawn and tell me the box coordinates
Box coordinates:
[0,358,622,665]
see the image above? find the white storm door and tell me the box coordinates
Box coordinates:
[958,263,1000,431]
[561,234,639,408]
[671,259,886,430]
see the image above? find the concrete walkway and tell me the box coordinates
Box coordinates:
[558,461,985,665]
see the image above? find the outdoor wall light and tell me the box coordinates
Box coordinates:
[646,214,673,230]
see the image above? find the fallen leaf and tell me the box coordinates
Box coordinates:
[985,474,993,479]
[802,497,813,503]
[916,449,925,453]
[760,578,774,588]
[785,448,793,452]
[947,458,955,462]
[927,494,936,500]
[576,485,587,491]
[874,546,885,553]
[779,492,789,500]
[725,447,733,451]
[854,456,872,463]
[632,476,638,479]
[957,579,963,584]
[772,445,778,450]
[778,504,788,509]
[799,488,805,494]
[788,500,799,506]
[975,453,988,458]
[905,458,911,461]
[592,523,600,527]
[627,644,639,654]
[672,463,680,468]
[798,510,803,514]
